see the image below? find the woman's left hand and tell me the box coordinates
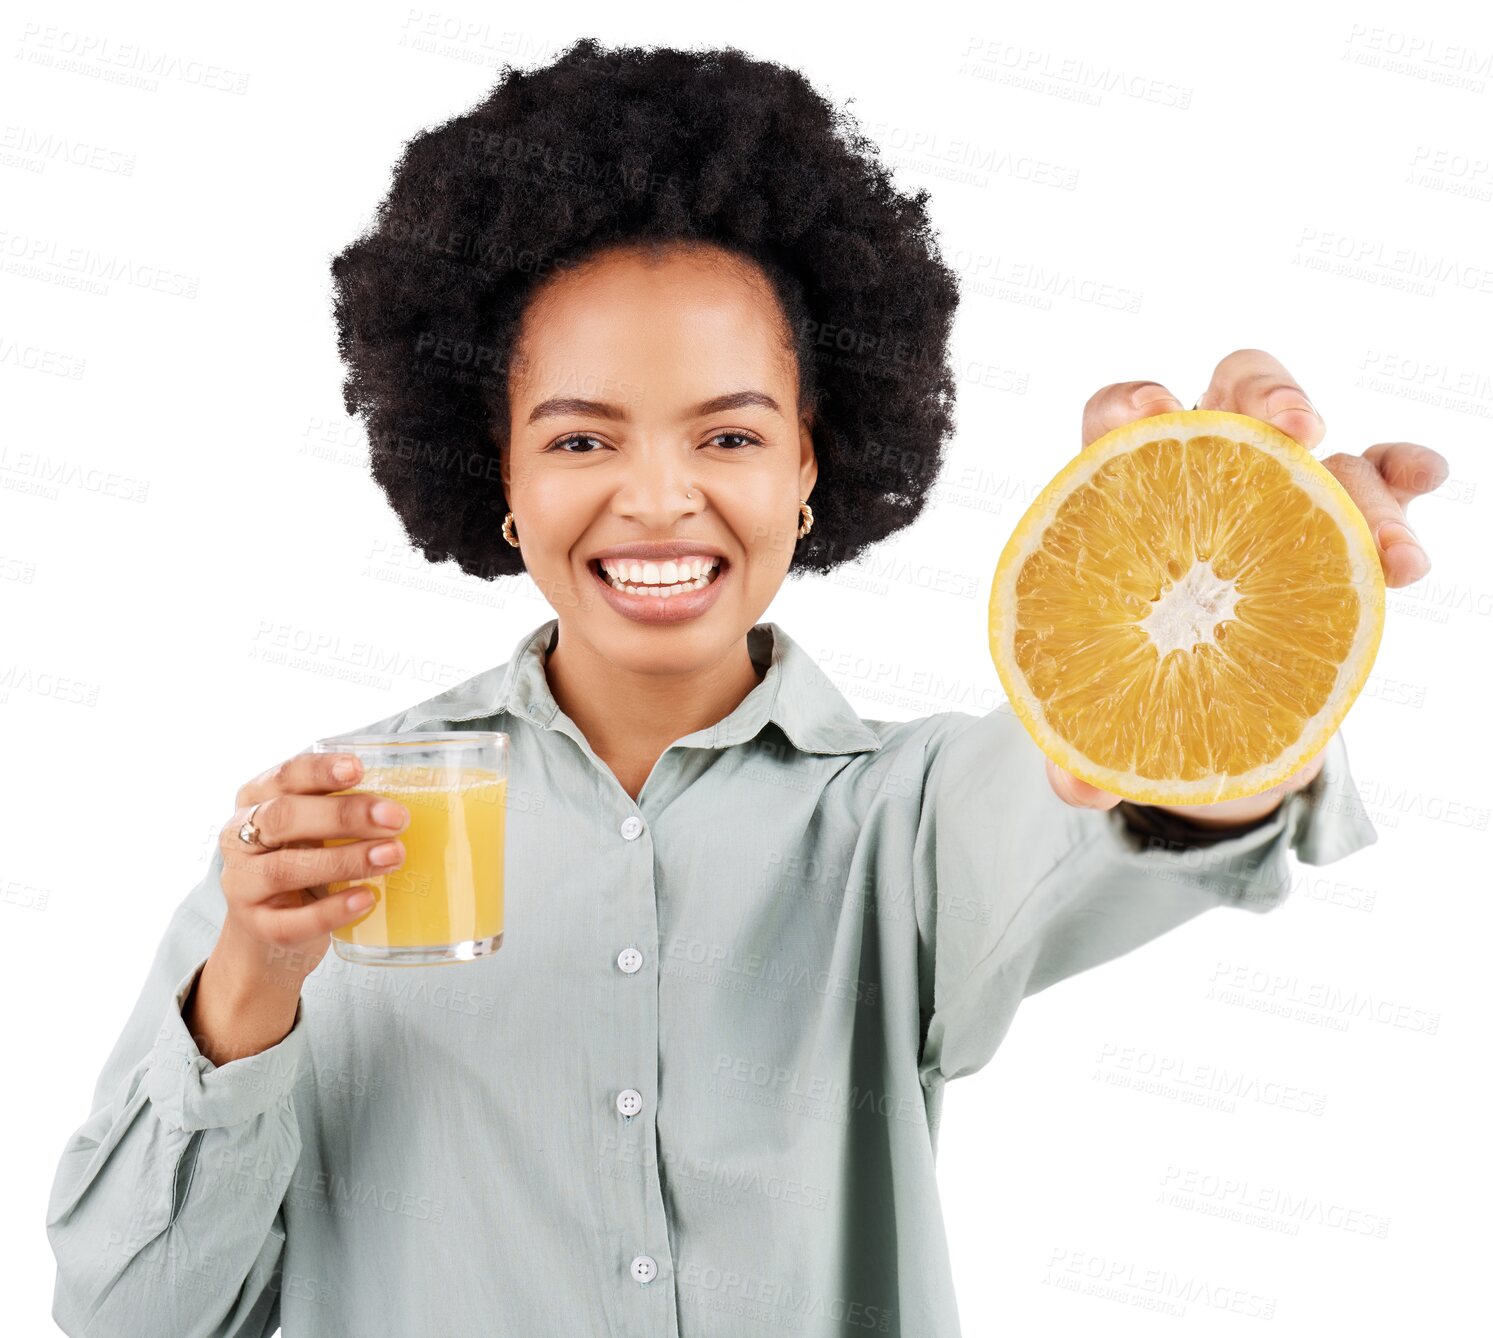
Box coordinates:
[1047,347,1449,828]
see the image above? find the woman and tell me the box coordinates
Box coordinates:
[47,38,1442,1338]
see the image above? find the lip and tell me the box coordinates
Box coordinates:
[587,540,729,563]
[588,555,729,625]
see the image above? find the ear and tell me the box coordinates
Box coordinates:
[798,414,819,502]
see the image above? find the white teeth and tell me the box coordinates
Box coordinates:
[598,555,720,587]
[597,555,722,597]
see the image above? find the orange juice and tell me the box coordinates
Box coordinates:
[325,764,505,952]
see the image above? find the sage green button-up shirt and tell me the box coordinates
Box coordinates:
[48,616,1378,1337]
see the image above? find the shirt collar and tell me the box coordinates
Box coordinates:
[404,617,882,758]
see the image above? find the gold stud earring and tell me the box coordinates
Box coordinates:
[797,500,814,540]
[502,511,519,548]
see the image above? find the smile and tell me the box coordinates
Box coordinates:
[588,555,730,624]
[594,555,722,597]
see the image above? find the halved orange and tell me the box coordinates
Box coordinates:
[988,409,1384,806]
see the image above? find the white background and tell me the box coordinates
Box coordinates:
[5,0,1490,1333]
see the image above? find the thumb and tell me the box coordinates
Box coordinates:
[1046,757,1123,810]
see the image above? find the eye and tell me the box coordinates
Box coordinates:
[705,430,764,450]
[546,433,609,454]
[545,430,763,454]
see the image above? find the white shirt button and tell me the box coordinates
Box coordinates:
[616,947,643,974]
[619,814,644,840]
[631,1254,658,1284]
[616,1088,643,1117]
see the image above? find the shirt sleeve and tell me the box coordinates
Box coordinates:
[47,847,308,1338]
[912,707,1378,1086]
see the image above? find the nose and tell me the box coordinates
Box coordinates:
[610,448,703,530]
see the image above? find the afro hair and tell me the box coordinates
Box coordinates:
[329,36,961,580]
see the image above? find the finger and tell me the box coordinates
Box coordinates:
[233,790,410,851]
[236,750,364,808]
[1361,441,1450,507]
[1196,348,1325,449]
[1082,381,1186,448]
[1045,757,1123,810]
[246,884,378,948]
[1320,451,1431,587]
[222,834,406,900]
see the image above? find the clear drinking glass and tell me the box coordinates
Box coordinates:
[311,732,507,966]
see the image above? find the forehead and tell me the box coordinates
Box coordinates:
[511,245,793,398]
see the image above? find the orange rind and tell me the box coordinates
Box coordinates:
[988,410,1384,805]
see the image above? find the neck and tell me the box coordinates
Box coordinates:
[543,623,766,798]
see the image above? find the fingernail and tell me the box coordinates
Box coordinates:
[370,841,404,866]
[372,800,408,830]
[1131,385,1179,410]
[333,759,358,783]
[1376,521,1420,551]
[1266,388,1317,420]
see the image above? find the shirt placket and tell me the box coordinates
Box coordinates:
[550,715,681,1338]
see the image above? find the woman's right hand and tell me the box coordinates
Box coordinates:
[214,749,410,988]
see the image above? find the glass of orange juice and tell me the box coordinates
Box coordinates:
[310,732,507,967]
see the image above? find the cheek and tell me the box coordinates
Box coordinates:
[725,485,799,575]
[725,466,790,517]
[520,473,588,544]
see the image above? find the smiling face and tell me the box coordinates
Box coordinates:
[499,241,818,672]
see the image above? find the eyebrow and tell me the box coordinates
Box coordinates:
[525,389,783,426]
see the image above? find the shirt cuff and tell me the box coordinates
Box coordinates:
[1097,730,1379,908]
[1116,800,1279,848]
[146,958,308,1133]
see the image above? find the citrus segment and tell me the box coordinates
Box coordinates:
[988,410,1384,805]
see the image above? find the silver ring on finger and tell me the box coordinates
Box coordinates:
[237,801,273,850]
